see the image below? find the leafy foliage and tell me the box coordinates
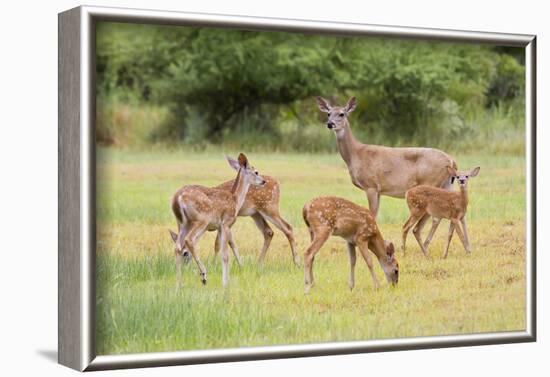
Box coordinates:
[96,22,525,147]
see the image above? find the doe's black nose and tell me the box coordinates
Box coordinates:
[327,122,334,129]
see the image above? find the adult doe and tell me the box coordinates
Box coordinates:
[316,96,457,218]
[302,196,399,294]
[169,153,265,287]
[402,166,480,258]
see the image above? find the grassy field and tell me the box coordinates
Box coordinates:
[96,148,526,355]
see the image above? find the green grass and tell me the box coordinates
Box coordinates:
[96,148,526,355]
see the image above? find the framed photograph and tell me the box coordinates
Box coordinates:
[58,5,536,371]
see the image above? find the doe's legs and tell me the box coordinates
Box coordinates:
[366,188,380,218]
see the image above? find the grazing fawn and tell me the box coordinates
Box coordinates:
[316,96,456,217]
[169,153,265,287]
[215,176,300,266]
[402,166,480,258]
[302,196,399,294]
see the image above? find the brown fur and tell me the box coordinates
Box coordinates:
[402,166,480,258]
[171,175,299,265]
[302,196,399,293]
[169,153,265,287]
[316,97,456,217]
[216,176,299,265]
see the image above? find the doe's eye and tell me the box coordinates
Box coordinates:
[339,113,345,117]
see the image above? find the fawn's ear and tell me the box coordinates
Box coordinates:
[385,241,395,258]
[344,97,357,113]
[316,97,332,113]
[469,166,480,177]
[238,153,249,168]
[226,156,241,171]
[447,165,458,177]
[169,230,178,243]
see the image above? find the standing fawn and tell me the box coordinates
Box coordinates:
[316,96,456,218]
[171,176,300,266]
[402,166,480,258]
[215,176,300,266]
[169,153,265,287]
[302,196,399,294]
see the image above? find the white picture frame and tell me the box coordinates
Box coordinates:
[58,5,536,371]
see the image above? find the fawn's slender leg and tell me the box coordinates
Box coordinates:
[226,229,243,267]
[262,209,300,266]
[213,227,242,266]
[366,188,380,218]
[402,213,424,254]
[252,213,274,264]
[347,242,357,290]
[443,222,455,259]
[214,232,221,256]
[423,217,442,250]
[175,253,184,289]
[220,225,231,287]
[413,214,431,257]
[460,217,471,251]
[357,240,381,289]
[174,224,189,288]
[183,222,209,284]
[304,228,330,294]
[452,219,470,253]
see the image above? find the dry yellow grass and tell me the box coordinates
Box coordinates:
[96,149,526,355]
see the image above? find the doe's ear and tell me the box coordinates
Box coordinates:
[169,230,178,243]
[226,156,241,171]
[344,97,357,113]
[469,166,480,177]
[446,165,458,178]
[316,96,332,113]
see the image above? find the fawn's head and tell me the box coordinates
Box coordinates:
[169,230,191,263]
[448,166,480,188]
[316,97,357,132]
[227,153,266,187]
[382,241,399,285]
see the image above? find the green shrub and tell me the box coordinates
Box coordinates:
[95,22,525,151]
